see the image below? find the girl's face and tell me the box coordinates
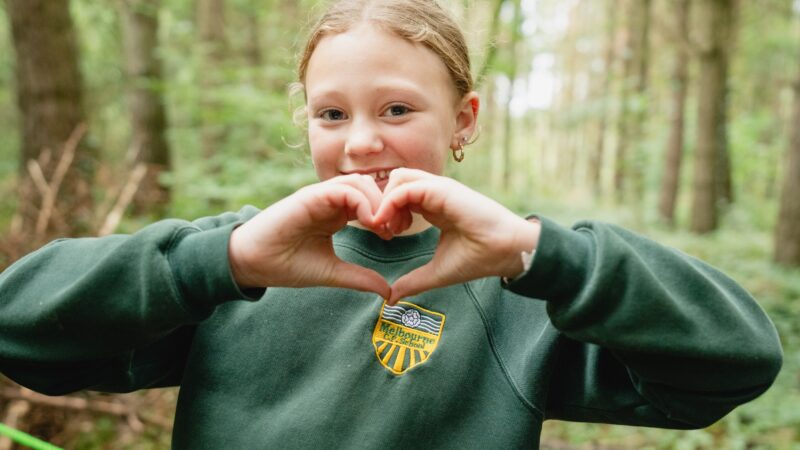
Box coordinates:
[304,23,478,190]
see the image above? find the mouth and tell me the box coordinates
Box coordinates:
[343,168,397,187]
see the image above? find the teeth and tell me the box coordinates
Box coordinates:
[370,170,389,181]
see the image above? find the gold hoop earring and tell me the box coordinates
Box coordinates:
[452,137,466,162]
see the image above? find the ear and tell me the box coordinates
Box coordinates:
[453,91,480,147]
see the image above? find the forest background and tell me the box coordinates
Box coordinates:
[0,0,798,448]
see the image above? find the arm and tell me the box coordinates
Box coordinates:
[0,207,261,395]
[506,217,783,428]
[0,175,392,396]
[373,169,781,427]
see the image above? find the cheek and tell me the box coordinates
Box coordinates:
[388,125,449,174]
[308,129,339,180]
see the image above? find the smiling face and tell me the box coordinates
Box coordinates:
[304,23,478,190]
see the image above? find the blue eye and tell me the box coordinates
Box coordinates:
[320,109,347,121]
[383,104,411,117]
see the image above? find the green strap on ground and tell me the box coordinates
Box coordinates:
[0,422,62,450]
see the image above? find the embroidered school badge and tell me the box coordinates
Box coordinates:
[372,301,445,375]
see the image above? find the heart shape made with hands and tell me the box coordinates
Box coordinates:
[229,169,537,306]
[312,171,536,305]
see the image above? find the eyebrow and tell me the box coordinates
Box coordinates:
[307,82,431,108]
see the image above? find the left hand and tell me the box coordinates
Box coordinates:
[373,168,541,304]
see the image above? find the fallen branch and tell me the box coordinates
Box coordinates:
[0,387,172,431]
[29,123,88,238]
[95,138,144,225]
[26,159,50,198]
[98,162,147,236]
[0,400,31,450]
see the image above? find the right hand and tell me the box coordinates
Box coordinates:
[228,175,392,298]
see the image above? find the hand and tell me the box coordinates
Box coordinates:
[374,169,540,304]
[228,174,392,298]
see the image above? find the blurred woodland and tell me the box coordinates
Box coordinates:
[0,0,798,448]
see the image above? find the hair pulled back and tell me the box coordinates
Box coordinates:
[298,0,473,97]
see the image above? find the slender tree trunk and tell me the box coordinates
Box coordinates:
[627,0,651,206]
[198,0,227,161]
[774,62,800,266]
[690,0,731,233]
[658,0,690,225]
[245,13,263,68]
[502,0,522,191]
[476,0,506,89]
[714,0,737,207]
[7,0,94,237]
[556,4,580,190]
[121,0,171,214]
[613,0,634,201]
[589,0,618,195]
[614,0,651,203]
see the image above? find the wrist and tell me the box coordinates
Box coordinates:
[499,217,540,279]
[228,226,258,290]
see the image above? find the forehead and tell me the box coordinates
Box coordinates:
[305,23,456,102]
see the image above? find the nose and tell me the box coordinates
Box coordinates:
[344,118,383,156]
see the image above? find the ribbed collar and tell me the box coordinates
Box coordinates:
[333,225,440,261]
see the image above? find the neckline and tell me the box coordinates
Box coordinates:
[334,225,440,260]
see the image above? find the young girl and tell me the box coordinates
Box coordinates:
[0,0,782,448]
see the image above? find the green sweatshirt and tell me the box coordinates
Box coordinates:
[0,207,782,448]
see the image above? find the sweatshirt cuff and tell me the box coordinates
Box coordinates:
[504,216,594,304]
[168,223,263,315]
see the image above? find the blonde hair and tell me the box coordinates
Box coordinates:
[297,0,473,97]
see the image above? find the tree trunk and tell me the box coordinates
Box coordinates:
[121,0,171,214]
[556,4,581,190]
[198,0,227,161]
[245,13,263,68]
[614,0,651,204]
[7,0,94,237]
[588,0,618,195]
[658,0,690,225]
[613,0,634,201]
[714,0,738,207]
[475,0,506,89]
[774,64,800,265]
[501,0,522,191]
[690,0,731,233]
[627,0,651,205]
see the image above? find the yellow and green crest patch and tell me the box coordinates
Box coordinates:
[372,300,445,375]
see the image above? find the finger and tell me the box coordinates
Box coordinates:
[380,167,431,198]
[388,205,412,235]
[388,263,450,305]
[331,174,384,215]
[328,260,392,299]
[317,184,375,228]
[374,180,445,226]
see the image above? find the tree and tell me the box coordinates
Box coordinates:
[774,58,800,266]
[714,0,737,208]
[6,0,94,237]
[121,0,172,214]
[198,0,227,161]
[588,0,618,195]
[475,0,506,89]
[614,0,651,202]
[501,0,523,191]
[690,0,733,233]
[658,0,690,225]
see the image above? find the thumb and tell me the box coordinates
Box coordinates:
[328,259,392,299]
[388,264,443,305]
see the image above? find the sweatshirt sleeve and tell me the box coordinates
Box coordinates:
[0,206,261,395]
[505,217,783,429]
